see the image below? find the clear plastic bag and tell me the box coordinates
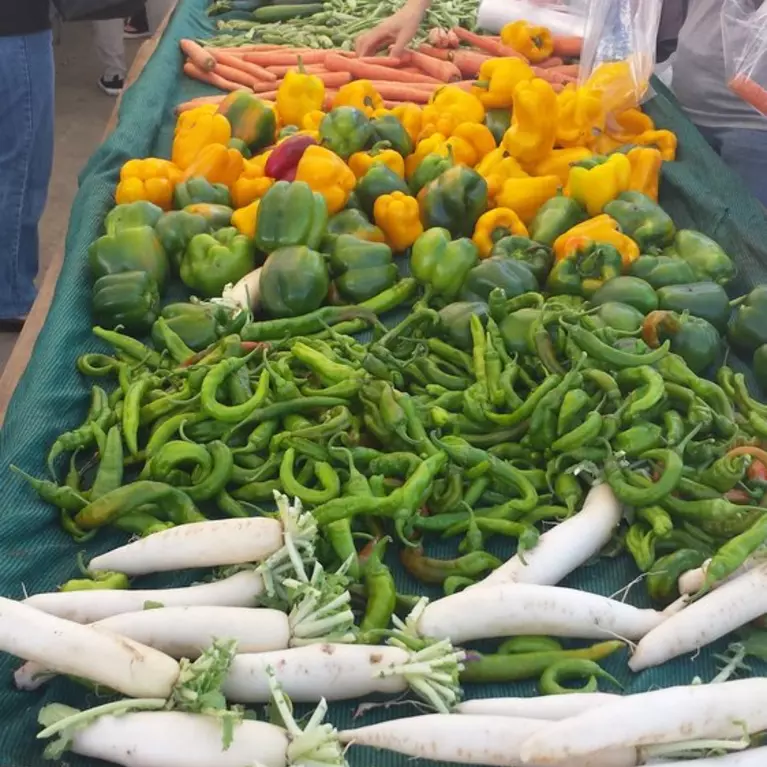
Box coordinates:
[476,0,587,38]
[722,0,767,117]
[577,0,663,113]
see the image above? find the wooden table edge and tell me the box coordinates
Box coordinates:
[0,2,178,428]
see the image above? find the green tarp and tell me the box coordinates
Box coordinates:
[1,0,767,763]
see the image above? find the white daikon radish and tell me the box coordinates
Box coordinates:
[22,570,265,623]
[416,584,665,643]
[641,748,767,766]
[476,484,621,588]
[455,692,619,719]
[220,269,261,312]
[0,596,179,698]
[339,715,636,767]
[630,564,767,671]
[678,555,761,595]
[519,678,767,765]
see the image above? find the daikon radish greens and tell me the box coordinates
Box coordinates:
[36,669,345,767]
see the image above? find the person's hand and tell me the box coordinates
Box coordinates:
[355,0,428,57]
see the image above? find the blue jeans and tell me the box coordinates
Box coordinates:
[0,30,54,319]
[696,124,767,208]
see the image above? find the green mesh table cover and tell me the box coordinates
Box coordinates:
[2,3,767,762]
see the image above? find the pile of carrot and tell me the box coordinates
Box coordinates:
[178,27,581,112]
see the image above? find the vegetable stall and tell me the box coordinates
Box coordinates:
[3,0,767,766]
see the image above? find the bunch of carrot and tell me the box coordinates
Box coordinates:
[178,26,581,111]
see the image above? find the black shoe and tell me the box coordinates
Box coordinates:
[124,9,150,38]
[0,317,26,332]
[98,75,124,96]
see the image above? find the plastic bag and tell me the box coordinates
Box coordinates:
[476,0,587,37]
[52,0,145,21]
[722,0,767,117]
[577,0,663,113]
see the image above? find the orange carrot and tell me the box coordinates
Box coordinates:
[400,66,427,75]
[251,90,277,101]
[180,39,215,71]
[729,74,767,116]
[407,50,461,82]
[243,50,327,66]
[532,66,577,85]
[183,61,243,91]
[551,35,583,58]
[549,63,580,77]
[358,56,405,67]
[213,62,264,88]
[451,49,492,78]
[324,53,441,84]
[417,44,453,61]
[210,50,278,82]
[365,82,434,103]
[175,94,231,113]
[536,56,564,69]
[312,71,352,87]
[451,27,526,59]
[265,64,329,76]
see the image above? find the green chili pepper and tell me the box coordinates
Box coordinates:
[605,447,683,506]
[551,411,603,453]
[484,374,562,428]
[400,547,501,586]
[660,492,763,538]
[279,447,341,505]
[12,466,89,512]
[90,425,124,499]
[700,515,767,595]
[698,453,751,493]
[553,472,583,515]
[539,659,622,695]
[564,321,670,368]
[637,505,673,537]
[613,423,664,457]
[369,452,422,478]
[647,548,708,603]
[358,537,397,642]
[92,326,163,368]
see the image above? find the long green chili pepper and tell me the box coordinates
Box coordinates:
[469,314,488,398]
[12,466,89,512]
[279,447,341,505]
[227,396,348,439]
[539,659,622,695]
[400,547,501,585]
[563,320,670,367]
[358,537,397,641]
[369,451,422,478]
[178,441,234,502]
[243,305,377,342]
[121,375,159,456]
[216,489,249,518]
[553,472,583,514]
[605,446,683,506]
[426,337,473,373]
[201,359,270,423]
[582,369,621,406]
[233,478,283,502]
[76,353,122,377]
[551,411,603,453]
[556,389,591,437]
[647,548,709,603]
[92,326,163,368]
[659,489,764,538]
[416,357,470,391]
[625,523,656,572]
[698,453,751,493]
[90,425,124,500]
[638,505,674,537]
[300,379,363,399]
[484,374,562,428]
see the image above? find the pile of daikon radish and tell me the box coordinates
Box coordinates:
[3,487,767,767]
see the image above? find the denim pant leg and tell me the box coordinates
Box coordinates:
[0,30,54,319]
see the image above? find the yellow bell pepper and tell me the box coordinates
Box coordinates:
[501,20,554,63]
[532,147,593,185]
[348,147,406,179]
[421,86,485,138]
[182,143,244,188]
[626,146,663,202]
[566,153,631,217]
[391,103,423,144]
[553,214,640,267]
[115,158,183,210]
[632,129,678,162]
[231,155,274,209]
[449,122,496,165]
[405,133,449,178]
[606,107,655,143]
[277,64,325,127]
[301,110,325,133]
[496,175,560,225]
[472,208,529,258]
[589,132,625,155]
[172,105,231,171]
[373,191,423,252]
[585,59,649,114]
[333,80,383,117]
[231,200,260,239]
[471,58,534,109]
[475,148,528,204]
[503,79,558,165]
[555,86,605,148]
[295,145,356,215]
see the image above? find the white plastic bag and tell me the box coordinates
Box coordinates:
[577,0,662,112]
[722,0,767,117]
[477,0,586,37]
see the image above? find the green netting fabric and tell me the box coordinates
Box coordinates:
[1,3,767,762]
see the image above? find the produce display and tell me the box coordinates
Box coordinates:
[6,11,767,767]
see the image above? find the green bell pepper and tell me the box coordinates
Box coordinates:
[728,285,767,352]
[180,227,256,297]
[546,242,623,298]
[590,302,645,334]
[644,310,721,374]
[105,200,164,232]
[590,276,658,315]
[528,196,587,246]
[629,254,696,289]
[321,209,385,251]
[438,301,489,350]
[356,164,409,218]
[217,91,276,153]
[155,211,210,270]
[330,235,397,303]
[319,106,373,159]
[183,203,233,230]
[460,256,537,304]
[603,191,676,252]
[173,176,232,209]
[490,235,553,285]
[228,137,252,158]
[369,114,413,157]
[408,153,454,196]
[91,271,160,335]
[410,228,479,303]
[89,202,170,291]
[152,302,227,351]
[484,108,511,145]
[255,180,328,254]
[667,229,735,285]
[499,307,538,354]
[754,345,767,393]
[420,166,488,239]
[657,282,731,332]
[259,245,330,318]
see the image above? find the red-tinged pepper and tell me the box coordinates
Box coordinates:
[264,134,317,181]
